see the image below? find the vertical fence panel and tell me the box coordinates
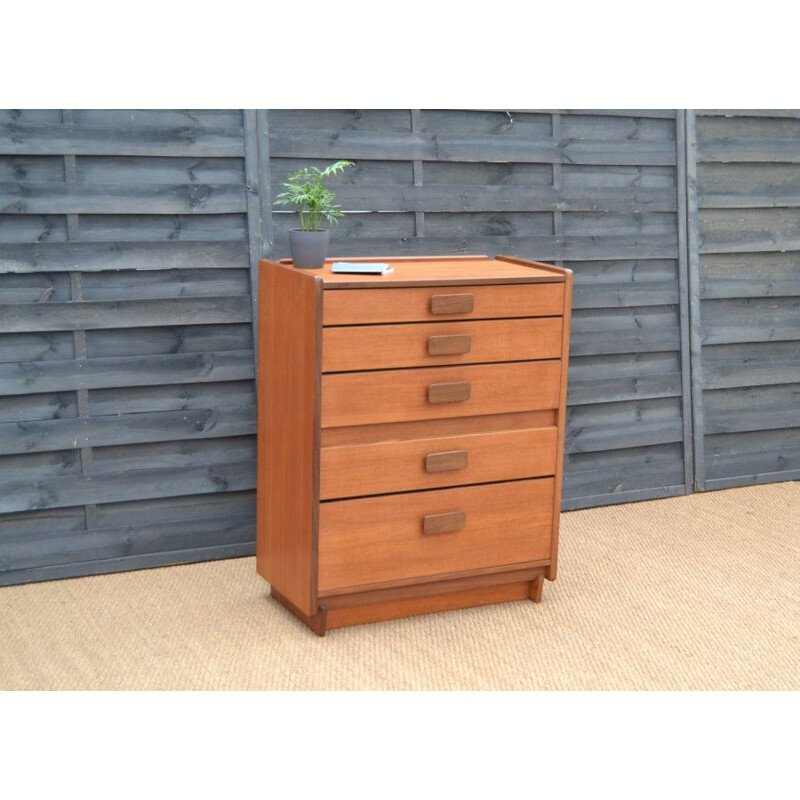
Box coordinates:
[269,109,690,510]
[692,110,800,489]
[0,109,262,585]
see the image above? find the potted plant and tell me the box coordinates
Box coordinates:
[275,160,354,268]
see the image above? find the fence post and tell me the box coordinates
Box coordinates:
[676,109,695,494]
[244,110,273,375]
[684,109,706,491]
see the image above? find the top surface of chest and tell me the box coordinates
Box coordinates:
[277,254,566,289]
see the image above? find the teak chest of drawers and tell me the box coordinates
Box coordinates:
[256,255,572,635]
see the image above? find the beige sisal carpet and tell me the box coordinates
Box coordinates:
[1,482,798,690]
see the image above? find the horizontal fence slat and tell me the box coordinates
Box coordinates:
[564,455,685,498]
[562,484,685,511]
[276,234,679,261]
[549,109,678,119]
[322,184,677,213]
[699,189,800,209]
[701,298,800,345]
[0,543,256,587]
[705,407,800,435]
[703,358,800,390]
[0,241,249,272]
[698,232,800,255]
[703,469,800,492]
[461,110,677,120]
[91,490,255,529]
[699,137,800,163]
[0,296,251,333]
[698,110,800,119]
[572,281,679,308]
[700,278,800,298]
[0,122,245,157]
[89,380,255,416]
[565,418,684,453]
[0,182,246,214]
[705,446,800,481]
[0,512,255,573]
[0,405,256,455]
[0,350,255,394]
[567,372,683,405]
[0,459,256,514]
[570,329,681,356]
[270,130,677,166]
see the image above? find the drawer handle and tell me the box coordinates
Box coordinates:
[423,510,466,535]
[425,450,468,473]
[428,334,472,356]
[430,293,475,315]
[428,381,471,404]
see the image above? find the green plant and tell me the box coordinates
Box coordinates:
[275,160,354,232]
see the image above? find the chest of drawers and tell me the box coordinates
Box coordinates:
[256,255,572,635]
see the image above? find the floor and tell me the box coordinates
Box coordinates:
[1,482,798,690]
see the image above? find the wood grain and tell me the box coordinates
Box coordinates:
[270,128,676,166]
[430,292,475,314]
[322,317,562,372]
[325,581,531,630]
[322,282,565,325]
[283,255,565,288]
[321,361,561,428]
[548,269,573,580]
[320,410,557,446]
[529,574,545,603]
[271,588,327,636]
[318,478,554,592]
[320,427,557,499]
[256,260,320,615]
[319,563,549,603]
[0,296,251,333]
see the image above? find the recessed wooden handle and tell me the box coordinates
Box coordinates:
[430,293,474,315]
[423,510,466,535]
[425,450,468,473]
[428,381,471,404]
[427,334,472,356]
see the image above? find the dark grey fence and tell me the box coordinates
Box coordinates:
[0,109,268,585]
[0,108,796,586]
[687,110,800,491]
[269,109,692,510]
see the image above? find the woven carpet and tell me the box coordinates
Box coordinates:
[2,482,798,690]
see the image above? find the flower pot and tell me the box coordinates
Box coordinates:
[289,229,330,269]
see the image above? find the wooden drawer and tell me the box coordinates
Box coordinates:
[320,426,558,499]
[322,317,563,372]
[319,478,555,591]
[321,360,561,428]
[323,283,565,325]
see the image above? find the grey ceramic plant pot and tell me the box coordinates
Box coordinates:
[289,229,330,269]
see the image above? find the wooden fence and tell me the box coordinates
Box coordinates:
[0,109,268,585]
[0,108,796,586]
[269,109,691,510]
[687,110,800,491]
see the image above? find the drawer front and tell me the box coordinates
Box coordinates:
[323,283,565,325]
[321,360,561,428]
[320,427,558,499]
[322,317,563,372]
[319,478,554,591]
